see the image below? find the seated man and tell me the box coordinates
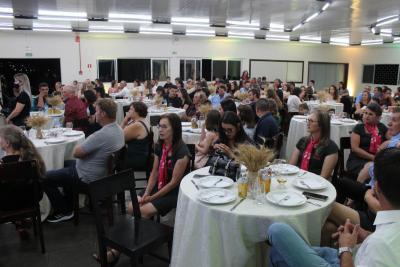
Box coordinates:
[44,99,124,223]
[63,85,88,131]
[267,147,400,267]
[253,99,279,146]
[32,82,49,111]
[166,85,182,108]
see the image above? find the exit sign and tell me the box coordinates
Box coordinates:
[25,52,33,57]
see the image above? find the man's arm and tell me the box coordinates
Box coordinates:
[73,145,87,159]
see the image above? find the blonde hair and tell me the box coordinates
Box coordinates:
[14,73,32,99]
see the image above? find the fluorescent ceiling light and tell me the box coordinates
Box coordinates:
[380,33,392,37]
[226,25,259,31]
[377,15,398,22]
[322,3,330,11]
[269,23,284,29]
[108,19,151,24]
[33,28,71,32]
[89,30,124,33]
[330,42,349,46]
[0,7,13,13]
[171,22,210,27]
[38,16,87,22]
[33,22,71,29]
[300,36,321,43]
[89,25,124,30]
[305,12,320,23]
[0,14,12,19]
[171,17,209,24]
[0,27,12,30]
[139,27,172,33]
[140,31,172,35]
[376,17,399,27]
[108,13,151,20]
[292,23,303,31]
[186,33,214,37]
[38,10,86,17]
[228,31,254,37]
[361,40,383,45]
[226,20,259,27]
[228,35,254,39]
[186,29,215,34]
[380,29,392,34]
[266,34,289,39]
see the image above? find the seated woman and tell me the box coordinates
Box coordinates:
[83,90,101,136]
[194,110,221,169]
[326,85,339,102]
[0,125,46,238]
[177,88,192,112]
[120,101,151,171]
[5,84,31,126]
[238,104,256,140]
[213,111,252,159]
[354,90,371,121]
[347,103,388,179]
[289,110,338,180]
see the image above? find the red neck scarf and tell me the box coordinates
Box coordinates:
[158,143,172,190]
[300,137,319,171]
[365,123,381,154]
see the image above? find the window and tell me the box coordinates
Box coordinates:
[152,59,168,80]
[213,60,226,80]
[180,59,201,80]
[117,59,151,82]
[0,58,61,96]
[250,59,304,83]
[361,64,399,85]
[308,62,348,90]
[362,65,374,83]
[228,61,241,80]
[202,59,212,81]
[98,59,115,82]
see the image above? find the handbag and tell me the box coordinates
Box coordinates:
[205,151,240,181]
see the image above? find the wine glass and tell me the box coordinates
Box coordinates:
[273,159,287,189]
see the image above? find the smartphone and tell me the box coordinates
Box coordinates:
[303,191,328,201]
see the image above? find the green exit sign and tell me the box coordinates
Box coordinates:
[25,52,33,57]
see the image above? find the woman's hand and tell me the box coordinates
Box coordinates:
[138,194,152,206]
[214,143,235,159]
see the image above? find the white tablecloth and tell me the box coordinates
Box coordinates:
[30,130,85,170]
[171,167,336,267]
[182,125,202,145]
[305,101,344,114]
[285,117,357,160]
[381,112,391,126]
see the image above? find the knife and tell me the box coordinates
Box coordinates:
[230,198,245,211]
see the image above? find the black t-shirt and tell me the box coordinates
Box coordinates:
[167,97,183,108]
[349,123,387,156]
[155,142,191,182]
[295,137,339,176]
[12,91,31,125]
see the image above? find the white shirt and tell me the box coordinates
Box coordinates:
[287,95,301,112]
[115,86,130,97]
[354,210,400,267]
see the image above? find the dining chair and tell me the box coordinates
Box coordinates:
[89,169,173,267]
[0,160,45,253]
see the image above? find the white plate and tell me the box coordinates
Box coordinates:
[331,120,343,125]
[293,115,307,119]
[340,118,356,123]
[292,177,328,190]
[270,164,299,175]
[195,166,211,176]
[197,176,234,188]
[47,110,64,117]
[182,122,191,127]
[63,130,84,137]
[45,137,66,144]
[198,188,236,204]
[266,190,307,207]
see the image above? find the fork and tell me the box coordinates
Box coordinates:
[277,195,290,204]
[203,194,225,201]
[300,180,311,189]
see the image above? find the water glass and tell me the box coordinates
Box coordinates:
[66,122,73,130]
[237,176,248,199]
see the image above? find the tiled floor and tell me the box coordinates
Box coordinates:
[0,213,170,267]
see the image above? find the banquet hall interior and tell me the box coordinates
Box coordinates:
[1,0,400,266]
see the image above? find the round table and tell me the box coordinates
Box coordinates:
[381,112,391,126]
[30,129,85,170]
[182,122,202,145]
[285,117,358,161]
[305,101,344,114]
[171,167,336,267]
[30,110,65,129]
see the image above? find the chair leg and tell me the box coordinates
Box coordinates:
[36,212,46,254]
[139,255,144,264]
[73,191,80,226]
[32,216,38,236]
[130,256,138,267]
[106,197,114,226]
[167,239,173,260]
[117,192,126,214]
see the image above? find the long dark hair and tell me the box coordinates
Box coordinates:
[205,110,221,132]
[307,109,331,147]
[157,113,184,153]
[329,85,339,101]
[237,104,255,128]
[219,111,250,145]
[0,125,46,178]
[180,88,192,105]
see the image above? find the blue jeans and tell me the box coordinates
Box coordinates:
[267,223,340,267]
[43,160,87,214]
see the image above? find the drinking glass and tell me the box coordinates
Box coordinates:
[237,176,248,199]
[66,122,73,131]
[272,159,287,189]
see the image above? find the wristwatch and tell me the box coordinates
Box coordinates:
[338,247,353,257]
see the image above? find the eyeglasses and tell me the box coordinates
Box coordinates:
[222,127,234,134]
[306,118,318,124]
[157,124,169,129]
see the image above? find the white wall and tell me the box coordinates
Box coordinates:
[1,30,400,96]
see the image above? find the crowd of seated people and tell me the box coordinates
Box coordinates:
[3,70,400,267]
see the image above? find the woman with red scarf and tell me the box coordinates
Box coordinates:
[289,110,338,180]
[347,103,388,179]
